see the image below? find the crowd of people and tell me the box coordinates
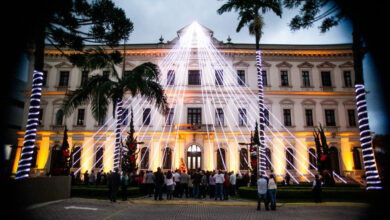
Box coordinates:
[71,168,324,207]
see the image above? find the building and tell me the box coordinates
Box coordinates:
[12,24,364,182]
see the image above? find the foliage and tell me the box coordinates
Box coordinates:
[62,59,168,124]
[121,109,138,173]
[238,186,372,202]
[283,0,343,33]
[313,124,335,186]
[71,185,142,198]
[217,0,282,48]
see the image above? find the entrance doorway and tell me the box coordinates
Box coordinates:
[187,145,201,170]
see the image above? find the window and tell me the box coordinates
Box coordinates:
[143,108,151,125]
[281,70,289,86]
[344,71,352,87]
[95,147,104,168]
[215,108,224,126]
[309,148,316,170]
[121,108,128,125]
[140,147,149,169]
[98,116,105,126]
[325,109,336,126]
[103,71,110,78]
[353,147,362,170]
[77,109,85,126]
[38,108,43,125]
[187,145,201,170]
[188,70,201,85]
[238,108,247,126]
[59,71,69,87]
[305,109,314,126]
[321,71,332,87]
[239,148,249,170]
[262,71,267,86]
[302,71,310,87]
[283,109,292,126]
[188,108,201,125]
[348,109,356,126]
[286,148,294,170]
[215,70,223,86]
[263,108,269,126]
[167,70,175,86]
[42,71,48,86]
[55,109,64,125]
[166,108,174,125]
[81,71,89,86]
[217,148,226,170]
[162,148,172,170]
[237,70,245,85]
[71,146,81,168]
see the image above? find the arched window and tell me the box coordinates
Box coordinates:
[265,148,271,170]
[55,109,64,125]
[217,148,226,170]
[71,146,81,168]
[286,148,294,170]
[187,145,201,170]
[162,148,172,170]
[239,148,249,170]
[309,148,317,170]
[95,147,104,169]
[140,147,149,169]
[353,147,362,170]
[329,146,340,174]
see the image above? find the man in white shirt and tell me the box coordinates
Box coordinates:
[213,170,224,201]
[173,170,181,197]
[257,174,269,211]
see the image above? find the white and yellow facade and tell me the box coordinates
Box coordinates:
[13,26,365,182]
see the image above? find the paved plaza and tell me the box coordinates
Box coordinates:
[21,197,372,220]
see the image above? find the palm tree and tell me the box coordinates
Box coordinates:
[63,47,168,170]
[283,0,382,190]
[217,0,282,176]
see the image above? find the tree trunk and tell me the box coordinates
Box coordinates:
[255,41,266,176]
[352,23,382,190]
[15,26,46,179]
[114,98,123,170]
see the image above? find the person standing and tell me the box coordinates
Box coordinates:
[83,170,89,185]
[165,171,174,200]
[145,171,155,197]
[180,170,189,198]
[109,168,121,203]
[192,170,201,198]
[257,174,269,211]
[267,174,277,210]
[223,172,230,200]
[121,172,129,201]
[173,170,181,197]
[200,171,207,199]
[153,167,164,200]
[89,170,96,186]
[208,171,216,198]
[214,170,224,201]
[229,172,236,196]
[313,174,322,203]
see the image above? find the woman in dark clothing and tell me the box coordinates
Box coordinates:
[223,173,230,200]
[312,175,322,203]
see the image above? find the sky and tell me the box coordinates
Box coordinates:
[111,0,386,134]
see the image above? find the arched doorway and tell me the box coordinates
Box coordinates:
[329,146,340,174]
[187,145,201,170]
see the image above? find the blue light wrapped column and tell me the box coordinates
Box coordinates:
[355,84,382,190]
[15,70,43,179]
[256,50,267,176]
[113,98,123,169]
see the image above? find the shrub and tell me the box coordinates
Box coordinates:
[71,185,142,198]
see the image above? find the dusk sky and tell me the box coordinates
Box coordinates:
[110,0,388,135]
